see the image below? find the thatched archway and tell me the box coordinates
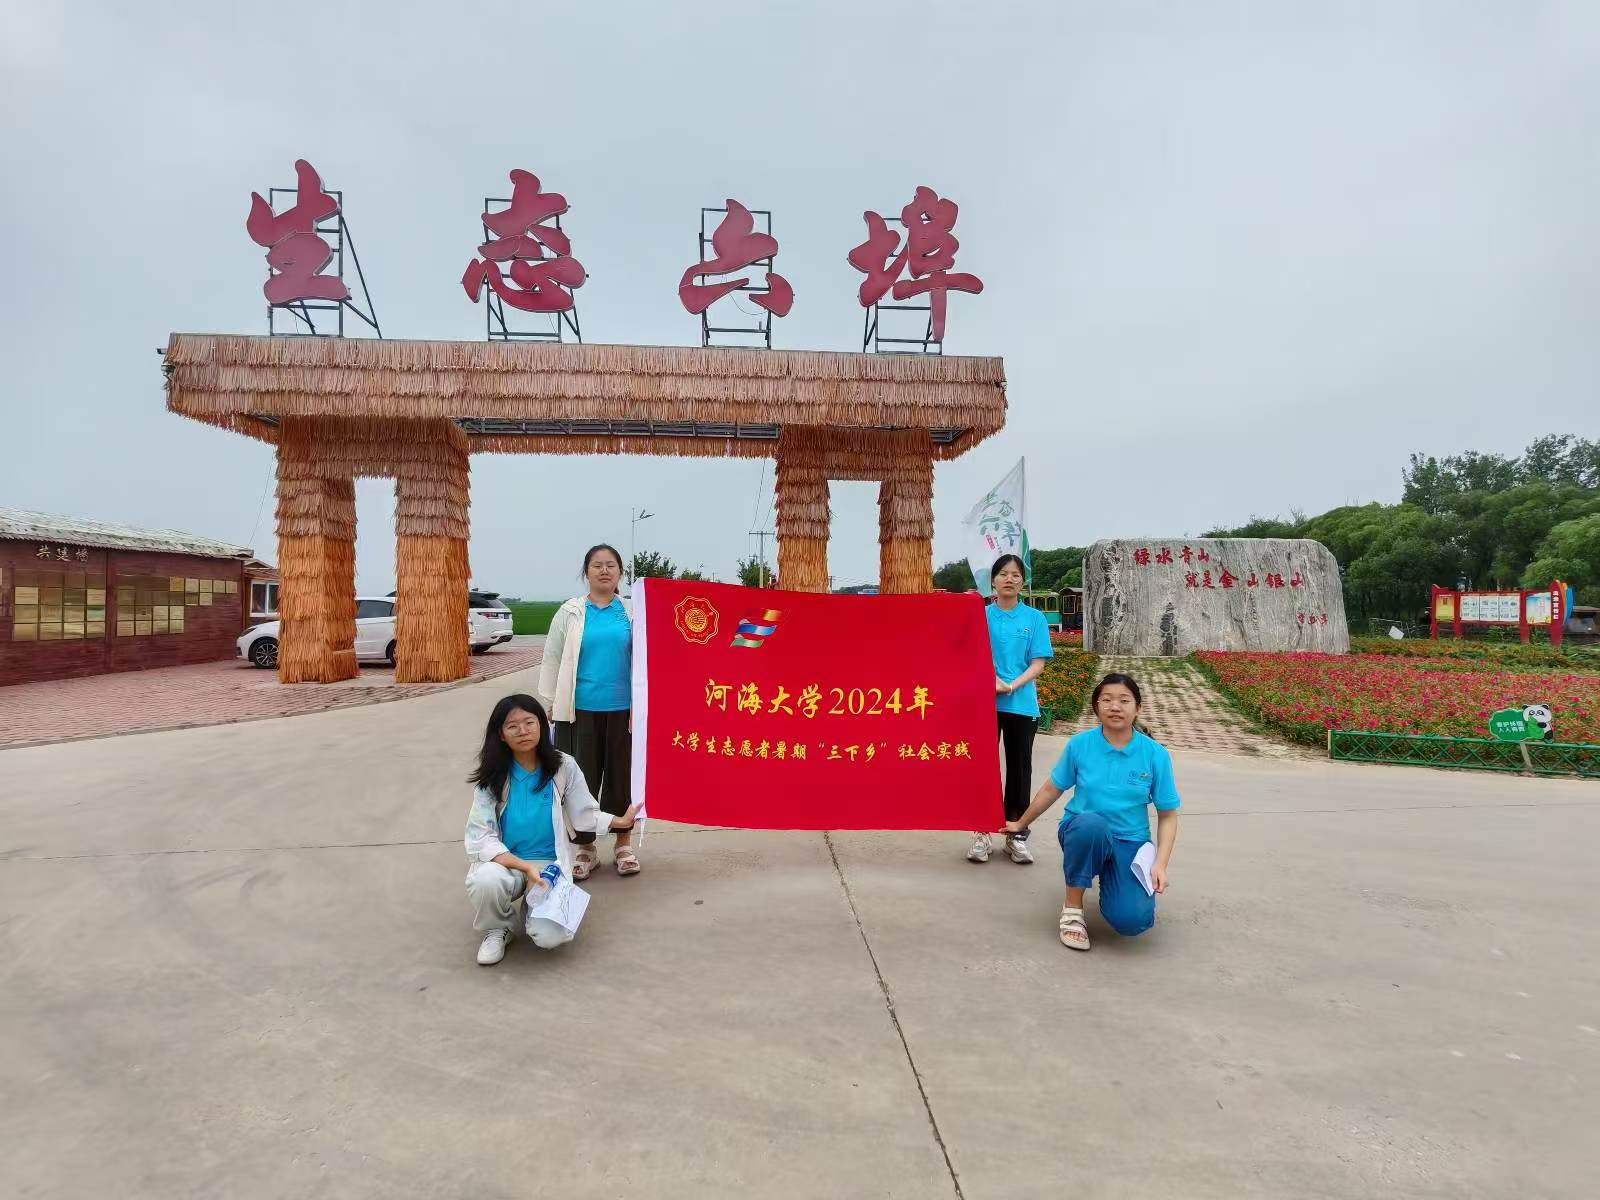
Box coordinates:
[163,336,1006,683]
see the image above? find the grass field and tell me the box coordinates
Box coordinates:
[505,600,560,635]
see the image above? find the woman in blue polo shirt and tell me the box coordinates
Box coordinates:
[967,554,1055,865]
[1006,673,1180,949]
[538,544,639,878]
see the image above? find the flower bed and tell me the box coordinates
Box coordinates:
[1037,647,1099,727]
[1195,651,1600,746]
[1347,635,1572,668]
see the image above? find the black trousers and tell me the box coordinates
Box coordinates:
[997,711,1038,835]
[555,708,632,843]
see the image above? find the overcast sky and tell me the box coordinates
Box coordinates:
[2,2,1595,597]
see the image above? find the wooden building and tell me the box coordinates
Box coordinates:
[0,508,251,686]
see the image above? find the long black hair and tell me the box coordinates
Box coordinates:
[469,693,564,796]
[990,553,1027,583]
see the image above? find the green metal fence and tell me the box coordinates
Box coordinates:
[1328,730,1600,778]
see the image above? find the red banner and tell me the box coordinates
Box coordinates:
[630,579,1001,830]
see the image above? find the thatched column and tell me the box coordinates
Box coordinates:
[275,418,358,683]
[878,454,934,594]
[393,421,471,684]
[775,430,829,593]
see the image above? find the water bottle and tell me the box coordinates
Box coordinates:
[531,862,561,900]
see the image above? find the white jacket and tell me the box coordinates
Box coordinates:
[463,752,619,879]
[537,594,633,723]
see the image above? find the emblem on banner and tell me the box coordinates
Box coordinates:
[732,610,782,649]
[674,595,720,645]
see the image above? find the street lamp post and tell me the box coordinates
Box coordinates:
[629,507,654,587]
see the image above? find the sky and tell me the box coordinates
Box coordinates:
[2,1,1596,598]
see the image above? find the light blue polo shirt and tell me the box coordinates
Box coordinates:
[1050,727,1180,842]
[499,761,557,862]
[575,598,632,712]
[986,601,1054,718]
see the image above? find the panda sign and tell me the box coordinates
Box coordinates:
[1487,705,1554,743]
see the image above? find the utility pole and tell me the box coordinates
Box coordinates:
[630,507,654,587]
[750,529,773,587]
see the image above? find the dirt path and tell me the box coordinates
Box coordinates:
[1064,655,1317,759]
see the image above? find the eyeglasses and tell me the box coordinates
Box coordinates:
[502,722,540,736]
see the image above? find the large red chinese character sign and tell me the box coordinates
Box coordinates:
[246,160,351,306]
[679,199,794,329]
[462,170,586,340]
[848,185,983,349]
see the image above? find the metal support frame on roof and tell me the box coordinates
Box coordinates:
[451,418,963,444]
[861,210,942,356]
[265,186,382,339]
[695,205,779,350]
[456,417,781,440]
[481,201,582,344]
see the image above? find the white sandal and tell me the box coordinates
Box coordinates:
[1059,906,1090,951]
[614,843,641,876]
[571,845,598,881]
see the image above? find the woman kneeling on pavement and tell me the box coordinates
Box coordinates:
[1006,673,1180,950]
[538,543,639,879]
[464,693,638,966]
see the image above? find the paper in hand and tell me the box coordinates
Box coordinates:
[1129,841,1157,896]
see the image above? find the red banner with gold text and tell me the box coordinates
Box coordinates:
[630,579,1001,830]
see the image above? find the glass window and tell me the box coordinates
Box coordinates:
[356,599,394,620]
[111,575,193,638]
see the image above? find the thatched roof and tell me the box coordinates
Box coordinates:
[163,335,1006,460]
[0,506,253,559]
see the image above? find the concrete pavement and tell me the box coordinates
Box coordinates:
[1,665,1596,1199]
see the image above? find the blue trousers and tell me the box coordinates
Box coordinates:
[1058,812,1155,937]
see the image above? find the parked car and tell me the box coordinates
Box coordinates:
[237,596,471,669]
[468,589,515,654]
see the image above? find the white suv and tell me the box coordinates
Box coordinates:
[237,597,471,670]
[469,590,515,654]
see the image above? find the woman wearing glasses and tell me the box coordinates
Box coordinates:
[539,543,639,878]
[463,693,640,966]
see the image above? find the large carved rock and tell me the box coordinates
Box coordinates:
[1083,538,1349,655]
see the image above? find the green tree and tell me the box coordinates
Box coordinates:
[1520,434,1600,489]
[1028,545,1087,593]
[629,550,676,581]
[1522,513,1600,596]
[737,556,770,587]
[678,568,707,581]
[932,559,975,591]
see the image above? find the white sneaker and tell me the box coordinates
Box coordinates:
[1006,834,1034,865]
[966,833,992,863]
[476,928,510,965]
